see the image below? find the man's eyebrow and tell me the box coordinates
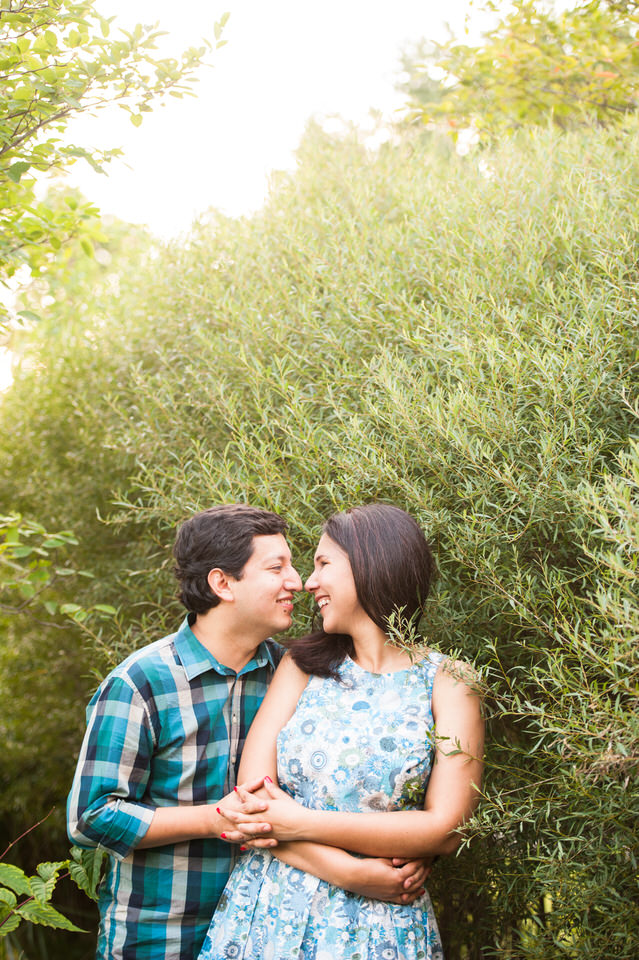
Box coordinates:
[263,554,290,563]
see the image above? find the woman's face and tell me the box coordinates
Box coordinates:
[304,533,363,634]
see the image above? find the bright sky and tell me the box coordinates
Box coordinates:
[1,0,495,390]
[66,0,492,238]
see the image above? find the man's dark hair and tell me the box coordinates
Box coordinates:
[173,504,288,614]
[288,503,435,677]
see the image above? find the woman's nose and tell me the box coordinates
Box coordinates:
[305,572,317,592]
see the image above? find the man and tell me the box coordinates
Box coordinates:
[68,503,429,959]
[68,504,301,959]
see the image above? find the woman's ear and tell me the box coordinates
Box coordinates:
[207,568,235,603]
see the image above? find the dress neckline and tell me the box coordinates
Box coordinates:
[345,650,439,678]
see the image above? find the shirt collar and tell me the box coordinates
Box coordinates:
[174,616,280,682]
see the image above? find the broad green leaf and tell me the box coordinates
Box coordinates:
[69,847,106,902]
[7,162,30,183]
[12,85,33,100]
[36,861,67,882]
[0,889,17,907]
[130,113,143,127]
[0,906,22,936]
[0,864,31,898]
[17,899,86,932]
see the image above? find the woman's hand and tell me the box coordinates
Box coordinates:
[215,777,275,845]
[218,777,309,844]
[344,856,433,904]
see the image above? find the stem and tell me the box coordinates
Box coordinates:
[0,807,55,860]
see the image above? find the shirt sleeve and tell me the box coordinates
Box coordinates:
[67,673,156,860]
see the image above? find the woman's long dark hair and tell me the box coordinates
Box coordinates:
[288,504,435,678]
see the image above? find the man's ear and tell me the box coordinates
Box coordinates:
[207,568,235,603]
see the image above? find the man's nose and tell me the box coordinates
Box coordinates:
[286,567,303,591]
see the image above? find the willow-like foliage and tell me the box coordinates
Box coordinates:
[0,120,637,958]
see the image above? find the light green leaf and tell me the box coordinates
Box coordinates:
[0,889,17,907]
[7,161,30,183]
[12,85,33,100]
[130,113,143,127]
[0,864,31,898]
[17,310,42,324]
[0,905,22,936]
[17,899,86,932]
[59,603,82,615]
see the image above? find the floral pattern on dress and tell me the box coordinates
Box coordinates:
[199,652,445,960]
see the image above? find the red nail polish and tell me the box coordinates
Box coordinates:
[264,776,273,783]
[220,832,227,839]
[234,786,238,793]
[240,845,247,851]
[216,807,222,815]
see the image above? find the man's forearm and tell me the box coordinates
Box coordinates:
[136,803,224,849]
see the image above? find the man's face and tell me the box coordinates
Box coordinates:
[227,533,302,637]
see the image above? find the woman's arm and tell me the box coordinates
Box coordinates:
[219,653,430,900]
[223,658,484,859]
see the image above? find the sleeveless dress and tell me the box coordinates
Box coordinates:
[199,652,445,960]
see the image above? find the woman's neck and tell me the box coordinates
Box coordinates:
[350,621,412,674]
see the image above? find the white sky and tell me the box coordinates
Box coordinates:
[65,0,493,238]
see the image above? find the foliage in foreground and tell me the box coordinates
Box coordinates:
[0,0,227,331]
[0,121,637,958]
[0,825,104,940]
[403,0,639,136]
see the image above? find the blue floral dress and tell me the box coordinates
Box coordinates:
[199,652,445,960]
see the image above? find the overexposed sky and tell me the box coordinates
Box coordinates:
[66,0,492,238]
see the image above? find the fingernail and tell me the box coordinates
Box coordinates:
[234,786,238,792]
[240,845,247,851]
[264,776,273,783]
[221,832,227,839]
[216,807,222,815]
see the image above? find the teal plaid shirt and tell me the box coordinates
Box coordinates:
[67,616,282,960]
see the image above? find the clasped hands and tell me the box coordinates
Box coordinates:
[217,777,433,905]
[217,775,305,848]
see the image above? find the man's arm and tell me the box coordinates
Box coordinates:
[67,673,269,858]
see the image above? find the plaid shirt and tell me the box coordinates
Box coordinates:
[67,616,282,960]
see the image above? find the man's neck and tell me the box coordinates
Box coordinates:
[190,607,267,673]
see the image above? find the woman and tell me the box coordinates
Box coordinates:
[199,504,484,960]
